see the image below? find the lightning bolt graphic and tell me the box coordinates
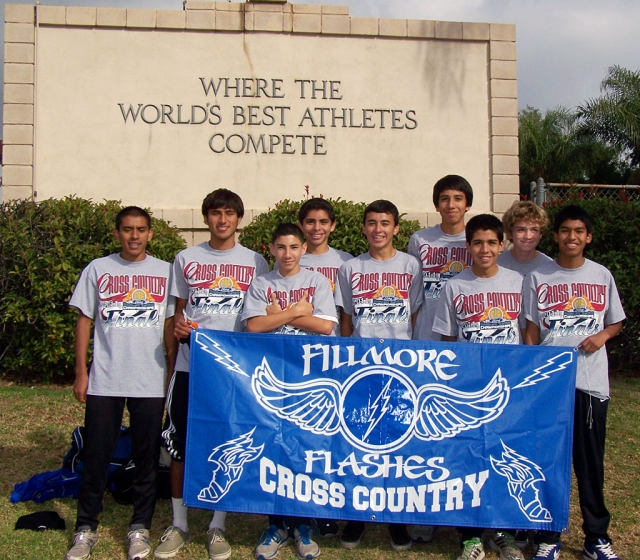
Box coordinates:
[513,351,574,389]
[195,331,248,377]
[363,378,393,441]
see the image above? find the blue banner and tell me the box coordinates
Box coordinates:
[184,330,577,532]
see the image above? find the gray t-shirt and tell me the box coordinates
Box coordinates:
[69,253,174,398]
[433,266,525,344]
[335,251,424,340]
[241,267,338,335]
[523,259,626,398]
[408,225,473,340]
[497,250,553,277]
[171,242,269,371]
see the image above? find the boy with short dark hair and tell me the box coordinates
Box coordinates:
[335,199,423,551]
[242,222,337,560]
[498,201,552,277]
[156,189,269,560]
[433,214,525,560]
[409,174,474,342]
[66,207,176,560]
[523,205,625,560]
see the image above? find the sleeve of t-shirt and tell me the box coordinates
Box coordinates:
[241,277,269,324]
[68,262,97,319]
[522,273,539,324]
[409,259,424,313]
[432,282,457,338]
[256,255,270,277]
[407,232,419,259]
[170,252,189,300]
[311,275,339,324]
[605,272,626,325]
[335,262,352,314]
[515,273,526,330]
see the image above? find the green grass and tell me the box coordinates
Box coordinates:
[0,378,638,560]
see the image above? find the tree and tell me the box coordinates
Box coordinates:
[577,65,640,167]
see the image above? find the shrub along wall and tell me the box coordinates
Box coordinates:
[0,197,186,382]
[538,197,640,371]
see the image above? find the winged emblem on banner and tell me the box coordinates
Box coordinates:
[251,357,509,453]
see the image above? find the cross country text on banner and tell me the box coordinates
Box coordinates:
[183,330,577,532]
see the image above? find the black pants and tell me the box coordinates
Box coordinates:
[76,395,165,531]
[535,389,610,545]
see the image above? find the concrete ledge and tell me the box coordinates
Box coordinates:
[463,22,489,40]
[490,78,518,99]
[2,186,33,201]
[490,60,517,80]
[293,13,321,33]
[162,209,194,229]
[157,10,186,29]
[490,40,516,61]
[216,10,243,30]
[249,3,285,12]
[3,124,33,144]
[435,20,462,40]
[66,6,97,26]
[322,14,349,35]
[490,23,516,42]
[493,155,519,175]
[492,116,518,136]
[322,5,348,15]
[97,7,127,27]
[493,192,519,213]
[254,11,282,32]
[37,5,65,26]
[3,103,34,124]
[5,42,35,63]
[350,17,378,36]
[292,4,321,14]
[4,62,34,84]
[2,144,33,165]
[5,4,34,24]
[493,174,520,194]
[215,2,244,12]
[491,97,518,117]
[4,83,34,104]
[2,165,33,186]
[187,9,215,30]
[408,19,434,38]
[491,136,519,156]
[126,9,156,28]
[379,17,406,37]
[4,22,35,42]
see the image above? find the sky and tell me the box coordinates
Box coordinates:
[1,0,640,119]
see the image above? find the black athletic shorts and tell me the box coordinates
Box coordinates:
[161,370,188,462]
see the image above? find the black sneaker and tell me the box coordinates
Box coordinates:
[314,519,339,538]
[514,530,528,549]
[389,524,412,551]
[340,522,365,549]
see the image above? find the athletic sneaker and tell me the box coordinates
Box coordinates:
[340,521,365,549]
[457,537,485,560]
[314,519,339,537]
[514,530,528,549]
[582,539,619,560]
[532,542,561,559]
[66,528,99,560]
[128,529,151,560]
[154,526,192,559]
[294,525,320,559]
[389,523,412,551]
[411,525,435,543]
[489,531,524,560]
[255,525,290,560]
[207,528,231,560]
